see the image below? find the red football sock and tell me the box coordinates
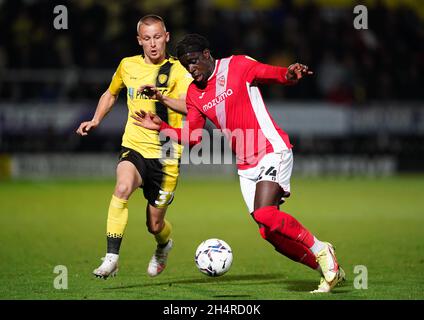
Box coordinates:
[253,206,315,248]
[259,226,319,270]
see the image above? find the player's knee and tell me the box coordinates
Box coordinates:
[253,206,284,231]
[114,183,132,198]
[146,220,163,234]
[253,206,275,228]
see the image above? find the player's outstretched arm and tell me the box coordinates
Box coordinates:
[131,105,205,147]
[286,63,313,81]
[137,85,187,115]
[76,89,118,136]
[244,56,312,86]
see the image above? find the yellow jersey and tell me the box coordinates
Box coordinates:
[108,55,192,159]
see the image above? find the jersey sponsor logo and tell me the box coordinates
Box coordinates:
[202,88,233,113]
[136,87,169,99]
[158,74,168,85]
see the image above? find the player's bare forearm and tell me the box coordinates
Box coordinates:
[131,110,201,147]
[76,89,117,136]
[92,90,118,123]
[160,95,187,115]
[138,85,188,115]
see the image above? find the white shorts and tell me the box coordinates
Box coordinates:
[238,150,293,213]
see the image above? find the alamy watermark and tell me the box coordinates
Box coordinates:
[53,5,68,30]
[158,126,272,165]
[53,265,68,289]
[353,265,368,289]
[353,5,368,30]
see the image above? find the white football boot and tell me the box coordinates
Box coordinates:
[311,266,346,293]
[147,239,173,277]
[93,253,119,279]
[315,242,340,283]
[311,242,346,293]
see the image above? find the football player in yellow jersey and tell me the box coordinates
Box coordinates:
[76,15,192,279]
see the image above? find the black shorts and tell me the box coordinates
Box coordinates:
[118,147,180,208]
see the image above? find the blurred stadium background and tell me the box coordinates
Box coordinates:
[0,0,424,300]
[0,0,423,179]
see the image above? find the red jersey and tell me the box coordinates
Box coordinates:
[160,55,295,170]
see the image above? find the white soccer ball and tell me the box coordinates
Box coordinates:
[195,238,233,277]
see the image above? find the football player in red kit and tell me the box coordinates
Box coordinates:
[133,34,345,293]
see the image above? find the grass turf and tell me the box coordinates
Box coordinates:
[0,175,423,300]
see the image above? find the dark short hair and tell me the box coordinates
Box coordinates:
[176,34,210,59]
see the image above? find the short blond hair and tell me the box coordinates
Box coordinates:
[137,14,166,34]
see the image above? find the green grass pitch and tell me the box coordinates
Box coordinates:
[1,175,423,300]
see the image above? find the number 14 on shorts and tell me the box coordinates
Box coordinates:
[258,166,277,182]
